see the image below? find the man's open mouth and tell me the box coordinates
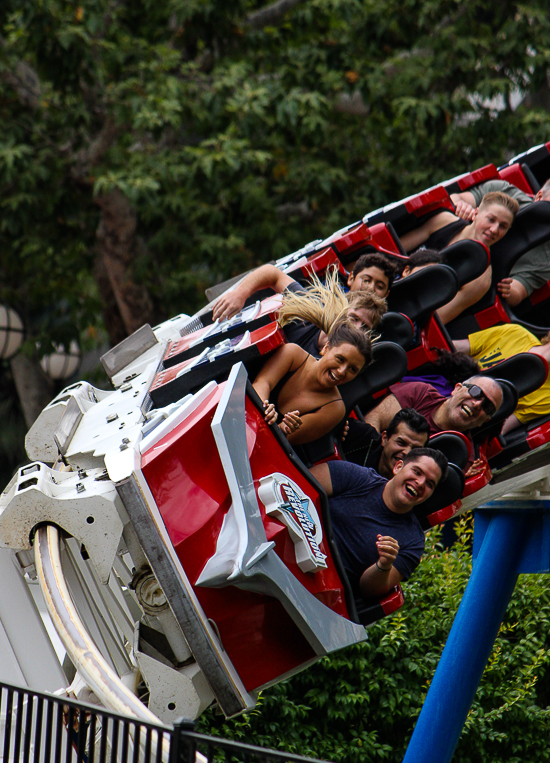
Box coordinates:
[405,484,418,498]
[461,403,473,417]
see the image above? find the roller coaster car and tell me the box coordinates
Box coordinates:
[17,313,417,722]
[445,202,550,340]
[139,367,371,694]
[383,242,491,372]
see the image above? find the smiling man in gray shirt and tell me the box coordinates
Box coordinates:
[451,178,550,306]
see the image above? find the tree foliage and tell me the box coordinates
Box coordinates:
[199,519,550,762]
[1,0,550,350]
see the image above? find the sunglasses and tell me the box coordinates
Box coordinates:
[462,383,497,417]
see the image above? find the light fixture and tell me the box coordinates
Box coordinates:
[0,305,25,360]
[40,340,81,380]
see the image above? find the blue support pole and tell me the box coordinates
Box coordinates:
[403,510,532,763]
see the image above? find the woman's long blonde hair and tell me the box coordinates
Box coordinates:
[277,267,386,334]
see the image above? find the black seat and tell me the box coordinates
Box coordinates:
[441,240,490,287]
[377,312,415,350]
[480,352,548,400]
[413,463,465,530]
[339,341,409,415]
[469,379,518,449]
[491,201,550,284]
[489,410,550,471]
[387,265,459,331]
[428,431,470,470]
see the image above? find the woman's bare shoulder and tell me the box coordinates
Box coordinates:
[281,342,311,367]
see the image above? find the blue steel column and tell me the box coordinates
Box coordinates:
[403,510,532,763]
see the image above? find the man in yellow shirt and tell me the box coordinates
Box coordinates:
[454,324,550,433]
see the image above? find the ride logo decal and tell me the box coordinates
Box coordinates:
[258,473,327,573]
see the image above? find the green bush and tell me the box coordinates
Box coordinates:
[199,518,550,762]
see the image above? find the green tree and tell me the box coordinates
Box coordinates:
[2,0,550,355]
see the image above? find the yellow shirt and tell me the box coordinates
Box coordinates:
[468,324,550,424]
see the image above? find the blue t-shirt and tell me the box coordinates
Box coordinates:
[327,461,425,593]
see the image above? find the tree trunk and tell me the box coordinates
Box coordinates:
[95,189,154,343]
[10,354,55,430]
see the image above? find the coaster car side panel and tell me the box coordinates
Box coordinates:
[140,365,366,693]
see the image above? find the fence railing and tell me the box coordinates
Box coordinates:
[0,681,330,763]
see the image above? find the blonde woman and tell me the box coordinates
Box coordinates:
[278,268,386,357]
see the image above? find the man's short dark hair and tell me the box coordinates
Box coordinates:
[401,447,448,482]
[403,249,442,273]
[386,408,431,440]
[352,253,397,289]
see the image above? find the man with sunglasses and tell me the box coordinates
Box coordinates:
[364,376,503,468]
[454,324,550,434]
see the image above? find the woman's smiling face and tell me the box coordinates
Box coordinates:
[318,342,365,387]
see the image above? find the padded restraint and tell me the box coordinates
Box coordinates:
[377,312,415,350]
[387,264,459,330]
[413,463,465,530]
[428,431,470,470]
[490,201,550,285]
[338,341,409,415]
[480,352,548,400]
[441,240,490,287]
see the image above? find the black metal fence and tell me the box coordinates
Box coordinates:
[0,681,331,763]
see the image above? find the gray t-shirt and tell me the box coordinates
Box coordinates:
[470,180,550,295]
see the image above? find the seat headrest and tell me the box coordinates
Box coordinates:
[442,240,490,287]
[338,341,408,414]
[387,265,459,329]
[377,312,415,350]
[428,430,470,470]
[413,463,465,527]
[480,352,547,399]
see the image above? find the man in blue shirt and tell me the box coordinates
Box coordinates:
[310,448,447,600]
